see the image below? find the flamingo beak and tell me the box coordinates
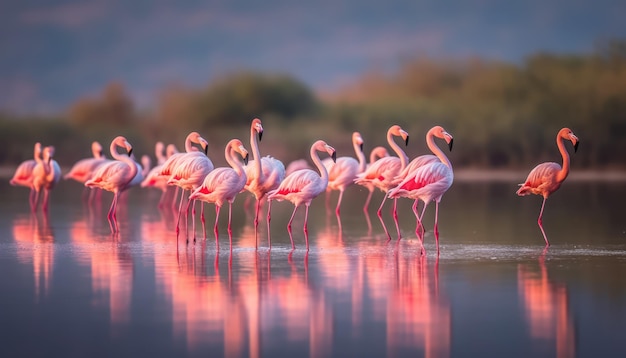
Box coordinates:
[258,130,263,142]
[331,151,337,163]
[243,153,249,165]
[574,141,579,153]
[203,144,208,155]
[405,136,409,146]
[359,143,364,152]
[128,148,133,156]
[448,138,454,151]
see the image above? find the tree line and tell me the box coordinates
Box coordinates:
[1,40,625,169]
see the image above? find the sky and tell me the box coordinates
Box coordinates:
[1,0,625,114]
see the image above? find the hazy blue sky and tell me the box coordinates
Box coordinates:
[1,0,625,114]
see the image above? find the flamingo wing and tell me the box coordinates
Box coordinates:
[517,162,561,196]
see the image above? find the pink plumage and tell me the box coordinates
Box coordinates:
[10,142,42,207]
[267,140,336,249]
[516,127,579,246]
[323,132,366,215]
[190,139,249,238]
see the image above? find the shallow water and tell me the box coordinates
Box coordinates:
[1,180,625,357]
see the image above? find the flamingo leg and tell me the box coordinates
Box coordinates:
[254,199,261,229]
[175,189,185,234]
[335,189,344,216]
[363,189,373,213]
[392,198,401,240]
[434,200,440,252]
[412,199,423,235]
[266,199,273,250]
[287,205,298,249]
[228,202,233,235]
[42,189,50,212]
[30,189,39,212]
[214,204,220,237]
[417,202,429,255]
[537,197,550,247]
[376,194,388,218]
[304,204,311,251]
[158,189,166,208]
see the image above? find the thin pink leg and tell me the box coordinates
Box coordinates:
[376,195,388,218]
[363,190,373,213]
[304,204,310,250]
[266,199,273,250]
[175,190,185,234]
[214,205,220,237]
[335,190,344,216]
[417,202,429,255]
[392,198,401,240]
[42,189,50,212]
[31,190,40,212]
[228,202,233,235]
[254,199,261,229]
[537,197,550,247]
[29,188,35,210]
[287,205,298,249]
[434,201,440,252]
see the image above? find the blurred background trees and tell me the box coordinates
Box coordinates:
[2,42,626,169]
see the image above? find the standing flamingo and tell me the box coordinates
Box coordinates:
[354,125,409,239]
[64,141,109,202]
[31,145,61,212]
[357,146,390,213]
[141,143,179,207]
[323,132,366,215]
[85,136,137,233]
[244,118,286,236]
[388,126,454,252]
[267,140,336,250]
[159,132,212,237]
[189,139,249,241]
[516,128,579,246]
[10,142,42,207]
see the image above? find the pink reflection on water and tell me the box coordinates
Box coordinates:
[69,212,133,326]
[518,257,575,358]
[12,213,55,299]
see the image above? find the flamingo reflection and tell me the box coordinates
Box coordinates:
[518,257,575,358]
[12,213,55,299]
[69,215,134,325]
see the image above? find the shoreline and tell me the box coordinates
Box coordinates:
[2,166,626,182]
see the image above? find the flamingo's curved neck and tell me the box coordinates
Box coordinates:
[354,139,366,173]
[311,145,328,184]
[226,143,245,178]
[250,125,263,179]
[556,134,570,183]
[426,130,452,168]
[184,134,194,153]
[388,130,408,170]
[110,140,138,184]
[34,143,42,161]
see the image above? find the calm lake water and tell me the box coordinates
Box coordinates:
[1,178,625,358]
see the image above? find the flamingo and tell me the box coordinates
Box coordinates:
[141,143,179,207]
[394,126,453,235]
[64,141,109,202]
[516,127,579,246]
[189,139,249,240]
[323,132,366,215]
[388,126,454,252]
[10,142,42,207]
[267,140,336,250]
[357,146,390,212]
[159,132,212,237]
[354,125,409,239]
[243,118,286,234]
[31,145,61,212]
[85,136,137,232]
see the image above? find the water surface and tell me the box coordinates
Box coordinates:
[1,180,625,357]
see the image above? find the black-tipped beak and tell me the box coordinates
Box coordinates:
[574,141,579,153]
[243,153,249,165]
[331,151,337,163]
[128,148,133,156]
[258,131,263,142]
[204,145,208,155]
[99,150,103,157]
[47,157,51,165]
[448,138,454,151]
[359,143,364,152]
[405,136,409,146]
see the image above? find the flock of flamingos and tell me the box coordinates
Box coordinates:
[8,118,579,251]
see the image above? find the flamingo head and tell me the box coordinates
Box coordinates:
[43,146,55,164]
[113,136,133,156]
[559,128,579,153]
[232,139,249,165]
[252,118,263,141]
[187,132,209,155]
[389,125,409,146]
[91,141,104,158]
[353,132,364,152]
[430,126,454,151]
[34,142,42,159]
[155,141,165,155]
[166,144,179,157]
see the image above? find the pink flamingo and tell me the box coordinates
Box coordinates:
[323,132,366,215]
[31,145,61,212]
[85,136,137,232]
[189,139,249,241]
[244,118,285,235]
[354,125,409,239]
[267,140,336,250]
[10,142,42,206]
[64,141,109,202]
[516,128,579,246]
[357,146,390,213]
[141,143,179,207]
[388,126,454,252]
[159,132,212,237]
